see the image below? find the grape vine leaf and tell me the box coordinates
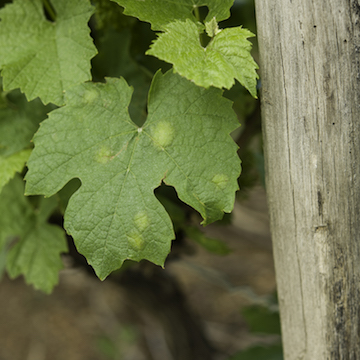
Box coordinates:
[0,89,53,192]
[147,19,259,96]
[0,0,97,105]
[111,0,234,30]
[205,16,221,37]
[25,70,240,280]
[0,175,68,293]
[0,149,31,191]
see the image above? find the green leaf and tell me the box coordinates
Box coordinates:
[0,149,31,191]
[205,16,221,37]
[111,0,234,30]
[25,70,240,280]
[228,345,283,360]
[0,176,68,293]
[185,226,231,255]
[0,0,97,105]
[0,90,52,158]
[242,304,281,335]
[0,88,53,191]
[146,19,259,96]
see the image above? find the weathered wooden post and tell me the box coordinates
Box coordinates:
[254,1,360,358]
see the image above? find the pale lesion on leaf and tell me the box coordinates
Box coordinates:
[134,210,150,232]
[211,173,229,190]
[94,139,132,164]
[148,120,175,150]
[127,230,145,251]
[94,146,114,164]
[82,88,98,104]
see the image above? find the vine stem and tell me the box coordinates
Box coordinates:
[42,0,56,22]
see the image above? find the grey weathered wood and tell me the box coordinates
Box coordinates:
[254,0,360,358]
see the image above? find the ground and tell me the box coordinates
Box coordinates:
[0,186,277,360]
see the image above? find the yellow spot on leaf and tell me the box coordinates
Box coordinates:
[212,173,229,190]
[82,88,98,104]
[134,211,150,232]
[151,121,175,149]
[95,146,113,164]
[127,231,145,250]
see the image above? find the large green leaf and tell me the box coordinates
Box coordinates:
[25,70,240,280]
[147,19,259,96]
[111,0,234,30]
[0,176,68,293]
[0,0,97,105]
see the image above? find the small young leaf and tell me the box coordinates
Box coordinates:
[25,70,240,280]
[111,0,234,30]
[205,17,221,37]
[146,19,259,96]
[0,0,97,105]
[0,176,67,293]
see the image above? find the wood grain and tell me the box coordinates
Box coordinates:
[255,0,360,358]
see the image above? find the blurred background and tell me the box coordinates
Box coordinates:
[0,186,280,360]
[0,0,282,359]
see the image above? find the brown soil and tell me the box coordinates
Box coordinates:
[0,186,276,360]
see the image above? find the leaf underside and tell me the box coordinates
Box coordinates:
[25,70,241,280]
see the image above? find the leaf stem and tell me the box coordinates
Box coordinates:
[42,0,56,22]
[193,5,210,47]
[193,6,200,22]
